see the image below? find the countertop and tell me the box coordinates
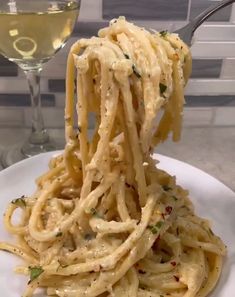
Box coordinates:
[0,126,235,192]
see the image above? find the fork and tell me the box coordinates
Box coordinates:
[175,0,235,46]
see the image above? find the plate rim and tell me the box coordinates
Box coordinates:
[0,151,235,296]
[1,151,234,197]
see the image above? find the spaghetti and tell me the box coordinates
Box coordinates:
[0,18,226,297]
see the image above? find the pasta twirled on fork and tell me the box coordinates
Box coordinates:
[0,18,226,297]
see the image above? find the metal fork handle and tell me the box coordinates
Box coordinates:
[174,0,235,45]
[190,0,235,34]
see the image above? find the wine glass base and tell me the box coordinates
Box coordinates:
[21,141,56,158]
[1,142,56,168]
[1,146,26,168]
[0,151,3,171]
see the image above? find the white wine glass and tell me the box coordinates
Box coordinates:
[0,0,80,167]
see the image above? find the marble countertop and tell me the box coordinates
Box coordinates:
[0,126,235,192]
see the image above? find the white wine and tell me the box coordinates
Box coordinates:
[0,1,79,70]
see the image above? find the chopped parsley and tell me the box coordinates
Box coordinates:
[28,266,44,283]
[172,195,178,201]
[90,208,103,218]
[132,65,141,78]
[90,208,97,215]
[124,53,130,59]
[56,231,63,237]
[159,30,168,37]
[174,275,180,282]
[84,233,93,241]
[138,269,146,274]
[11,196,26,208]
[162,185,172,192]
[162,185,172,191]
[148,221,164,234]
[159,83,167,94]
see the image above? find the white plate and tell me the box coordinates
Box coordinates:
[0,152,235,296]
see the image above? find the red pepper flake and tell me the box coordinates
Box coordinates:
[174,275,179,282]
[152,235,161,250]
[138,269,146,274]
[134,263,139,268]
[161,213,165,220]
[165,206,172,215]
[170,261,176,267]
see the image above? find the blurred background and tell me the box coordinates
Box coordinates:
[0,0,235,189]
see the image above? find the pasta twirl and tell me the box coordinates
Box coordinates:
[0,18,226,297]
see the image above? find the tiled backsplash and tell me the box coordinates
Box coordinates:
[0,0,235,129]
[190,0,232,21]
[103,0,189,20]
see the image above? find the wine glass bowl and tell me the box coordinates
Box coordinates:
[0,0,79,70]
[0,0,80,167]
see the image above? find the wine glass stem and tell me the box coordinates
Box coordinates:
[24,69,49,145]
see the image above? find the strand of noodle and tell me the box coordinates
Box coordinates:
[176,216,213,240]
[197,255,223,297]
[4,204,27,234]
[138,289,165,297]
[116,102,135,185]
[139,273,186,290]
[118,82,147,206]
[116,175,131,221]
[80,168,119,213]
[77,72,89,178]
[36,162,64,187]
[0,242,37,263]
[64,43,80,181]
[101,19,167,154]
[65,43,79,141]
[89,217,137,234]
[127,268,139,297]
[100,186,115,213]
[28,170,118,242]
[139,258,176,274]
[81,220,167,296]
[65,243,113,261]
[64,144,81,182]
[171,58,184,141]
[40,240,64,266]
[74,47,120,203]
[28,174,68,241]
[79,170,95,200]
[17,236,39,259]
[151,36,188,145]
[44,194,156,275]
[78,47,119,170]
[113,276,130,297]
[180,237,226,255]
[116,32,145,134]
